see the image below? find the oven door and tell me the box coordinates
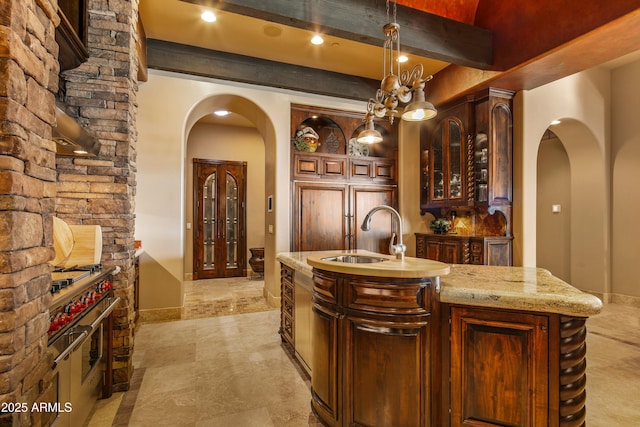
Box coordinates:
[70,323,103,427]
[51,327,87,427]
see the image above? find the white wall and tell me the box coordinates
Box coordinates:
[611,59,640,301]
[136,70,365,311]
[517,68,611,295]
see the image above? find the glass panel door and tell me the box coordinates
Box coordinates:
[225,172,239,269]
[203,172,217,270]
[448,120,462,200]
[432,126,444,200]
[193,160,246,279]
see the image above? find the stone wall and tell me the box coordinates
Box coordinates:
[0,0,61,425]
[57,0,139,392]
[0,0,139,423]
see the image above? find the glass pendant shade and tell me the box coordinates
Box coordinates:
[401,84,437,121]
[357,117,383,144]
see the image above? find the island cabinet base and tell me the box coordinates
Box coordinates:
[311,269,434,427]
[442,305,589,427]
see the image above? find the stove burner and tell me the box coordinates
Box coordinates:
[51,278,73,294]
[53,264,102,273]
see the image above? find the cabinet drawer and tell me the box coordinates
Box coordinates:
[313,273,338,303]
[350,159,372,178]
[282,296,294,317]
[283,282,294,301]
[294,156,320,176]
[471,242,483,253]
[281,313,294,344]
[281,266,294,283]
[323,158,347,177]
[346,279,431,314]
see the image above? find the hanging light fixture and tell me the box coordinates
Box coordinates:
[357,0,437,142]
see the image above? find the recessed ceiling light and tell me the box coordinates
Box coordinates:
[214,110,230,117]
[550,119,561,125]
[398,55,408,63]
[311,35,324,45]
[201,11,216,23]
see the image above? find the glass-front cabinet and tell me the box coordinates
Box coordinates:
[421,100,470,211]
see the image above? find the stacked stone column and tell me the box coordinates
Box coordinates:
[0,0,61,425]
[57,0,139,392]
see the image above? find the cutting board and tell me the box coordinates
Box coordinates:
[65,224,102,266]
[52,217,74,266]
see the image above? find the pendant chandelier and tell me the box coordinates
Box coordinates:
[357,0,437,144]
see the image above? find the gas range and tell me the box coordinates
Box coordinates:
[48,264,120,427]
[51,264,103,294]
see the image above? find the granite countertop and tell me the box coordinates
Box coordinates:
[440,264,602,316]
[276,251,603,317]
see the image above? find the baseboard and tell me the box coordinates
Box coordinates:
[590,292,640,309]
[264,287,281,308]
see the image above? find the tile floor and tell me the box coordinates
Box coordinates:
[87,278,640,426]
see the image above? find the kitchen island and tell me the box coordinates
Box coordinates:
[277,250,602,427]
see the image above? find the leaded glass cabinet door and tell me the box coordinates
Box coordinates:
[193,159,246,279]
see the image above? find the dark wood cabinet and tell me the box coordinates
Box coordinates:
[56,0,89,71]
[419,89,514,265]
[292,152,347,180]
[280,265,295,347]
[449,306,549,427]
[416,233,513,266]
[311,268,433,427]
[420,89,513,213]
[292,182,396,252]
[474,89,513,207]
[420,100,473,209]
[291,104,398,253]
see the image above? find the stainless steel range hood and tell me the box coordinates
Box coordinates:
[53,107,101,156]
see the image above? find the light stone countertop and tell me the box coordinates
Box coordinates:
[276,251,603,317]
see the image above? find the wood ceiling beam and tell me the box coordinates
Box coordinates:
[146,39,380,101]
[180,0,493,69]
[427,9,640,106]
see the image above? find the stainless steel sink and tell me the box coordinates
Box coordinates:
[321,255,388,264]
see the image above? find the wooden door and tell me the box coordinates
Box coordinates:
[193,159,246,279]
[292,182,349,251]
[350,185,396,253]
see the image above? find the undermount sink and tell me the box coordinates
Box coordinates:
[321,255,389,264]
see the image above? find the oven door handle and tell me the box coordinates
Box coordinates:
[89,297,121,332]
[52,328,89,369]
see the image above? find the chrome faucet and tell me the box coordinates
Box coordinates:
[361,205,406,261]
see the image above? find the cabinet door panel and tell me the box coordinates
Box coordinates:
[451,307,549,427]
[440,241,461,264]
[425,241,440,260]
[351,186,396,254]
[293,183,348,251]
[311,302,340,424]
[346,318,429,427]
[485,239,512,266]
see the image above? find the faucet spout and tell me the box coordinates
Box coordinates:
[360,205,406,261]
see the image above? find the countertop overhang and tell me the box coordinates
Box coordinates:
[306,250,451,278]
[277,251,603,317]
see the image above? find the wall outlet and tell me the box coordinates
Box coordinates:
[552,204,561,213]
[268,224,274,233]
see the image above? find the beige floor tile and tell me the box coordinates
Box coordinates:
[88,278,640,427]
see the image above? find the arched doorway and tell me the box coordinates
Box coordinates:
[535,119,608,294]
[183,95,278,299]
[536,128,571,281]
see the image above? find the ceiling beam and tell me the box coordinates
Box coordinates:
[146,39,381,101]
[180,0,493,69]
